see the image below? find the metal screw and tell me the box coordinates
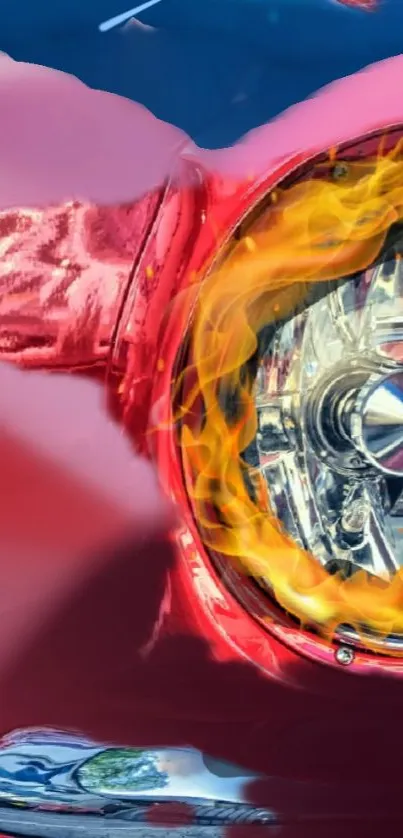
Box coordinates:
[335,645,355,666]
[349,455,363,468]
[332,162,349,181]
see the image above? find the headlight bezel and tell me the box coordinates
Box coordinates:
[172,127,403,670]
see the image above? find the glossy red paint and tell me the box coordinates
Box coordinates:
[2,55,403,832]
[0,195,163,370]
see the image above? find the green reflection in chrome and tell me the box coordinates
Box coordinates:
[78,749,170,794]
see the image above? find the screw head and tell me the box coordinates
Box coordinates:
[332,162,349,181]
[335,645,355,666]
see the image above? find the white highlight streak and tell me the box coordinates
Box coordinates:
[99,0,163,32]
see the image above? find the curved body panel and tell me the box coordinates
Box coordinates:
[1,55,403,835]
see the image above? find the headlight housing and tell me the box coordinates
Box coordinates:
[176,128,403,659]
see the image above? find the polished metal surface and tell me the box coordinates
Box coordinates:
[352,370,403,475]
[0,729,275,837]
[248,238,403,649]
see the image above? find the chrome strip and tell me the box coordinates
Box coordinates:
[0,730,276,836]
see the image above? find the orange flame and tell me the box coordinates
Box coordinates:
[177,141,403,650]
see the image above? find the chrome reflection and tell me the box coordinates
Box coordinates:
[353,370,403,475]
[247,227,403,650]
[0,729,275,836]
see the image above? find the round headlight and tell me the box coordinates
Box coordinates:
[177,130,403,657]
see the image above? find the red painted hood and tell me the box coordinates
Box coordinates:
[1,53,403,831]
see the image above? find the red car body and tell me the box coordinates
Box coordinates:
[1,52,403,835]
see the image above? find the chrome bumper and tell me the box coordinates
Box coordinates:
[0,729,275,836]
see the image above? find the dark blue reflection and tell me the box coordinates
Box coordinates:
[0,0,402,147]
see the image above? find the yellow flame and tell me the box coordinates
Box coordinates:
[177,142,403,649]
